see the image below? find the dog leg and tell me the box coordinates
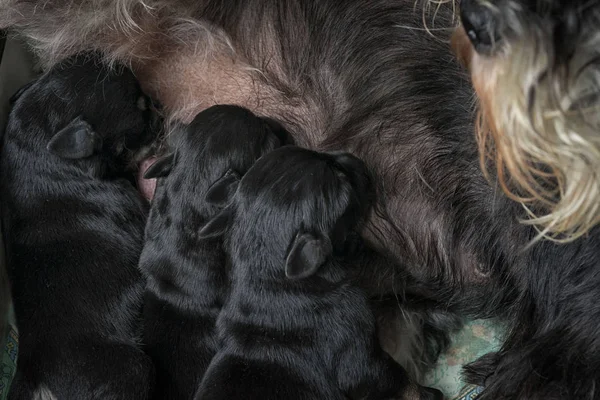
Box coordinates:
[337,343,444,400]
[464,332,597,400]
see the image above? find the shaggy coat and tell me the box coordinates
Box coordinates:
[0,53,156,400]
[139,104,286,400]
[454,0,600,240]
[195,146,443,400]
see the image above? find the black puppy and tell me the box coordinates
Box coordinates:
[0,54,157,400]
[195,146,443,400]
[139,104,286,400]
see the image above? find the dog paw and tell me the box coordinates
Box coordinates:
[386,386,445,400]
[420,387,445,400]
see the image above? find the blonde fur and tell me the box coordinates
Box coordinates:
[446,0,600,241]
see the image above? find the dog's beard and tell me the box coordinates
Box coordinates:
[457,21,600,242]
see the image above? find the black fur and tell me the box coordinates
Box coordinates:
[139,104,286,400]
[0,53,157,400]
[461,227,600,400]
[194,146,443,400]
[6,1,600,397]
[458,0,600,397]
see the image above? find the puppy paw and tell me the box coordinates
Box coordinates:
[420,387,445,400]
[387,386,445,400]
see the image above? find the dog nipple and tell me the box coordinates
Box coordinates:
[138,157,158,201]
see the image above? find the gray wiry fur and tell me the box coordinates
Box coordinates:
[0,1,226,66]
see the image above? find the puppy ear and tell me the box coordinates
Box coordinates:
[198,208,233,239]
[285,232,332,280]
[261,117,291,146]
[47,117,101,159]
[205,169,241,206]
[332,151,374,207]
[332,152,366,175]
[143,153,176,179]
[9,80,36,105]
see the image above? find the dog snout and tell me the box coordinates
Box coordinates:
[460,0,499,54]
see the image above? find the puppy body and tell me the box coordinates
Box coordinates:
[139,104,285,400]
[196,146,442,400]
[0,54,156,400]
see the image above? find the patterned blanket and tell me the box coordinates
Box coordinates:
[0,308,16,399]
[424,319,503,398]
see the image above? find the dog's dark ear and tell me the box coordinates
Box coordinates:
[9,80,36,105]
[285,232,332,280]
[332,151,374,207]
[332,152,367,177]
[205,169,241,206]
[198,207,233,239]
[47,117,101,159]
[262,117,292,146]
[143,153,176,179]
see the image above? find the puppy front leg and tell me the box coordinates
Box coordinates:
[336,346,444,400]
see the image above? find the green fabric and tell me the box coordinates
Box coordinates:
[0,307,17,400]
[424,319,504,399]
[453,385,484,400]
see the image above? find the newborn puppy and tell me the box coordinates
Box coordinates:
[0,53,157,400]
[139,104,287,400]
[196,146,443,400]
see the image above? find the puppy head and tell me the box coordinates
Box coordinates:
[200,146,374,280]
[454,0,600,240]
[20,53,159,168]
[144,105,288,205]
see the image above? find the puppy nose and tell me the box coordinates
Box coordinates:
[460,0,498,54]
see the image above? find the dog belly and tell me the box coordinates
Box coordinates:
[135,52,261,125]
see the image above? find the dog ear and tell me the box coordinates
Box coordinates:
[261,117,291,146]
[205,169,241,206]
[9,80,37,105]
[198,207,233,239]
[143,153,176,179]
[332,152,369,181]
[285,232,332,280]
[47,117,101,159]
